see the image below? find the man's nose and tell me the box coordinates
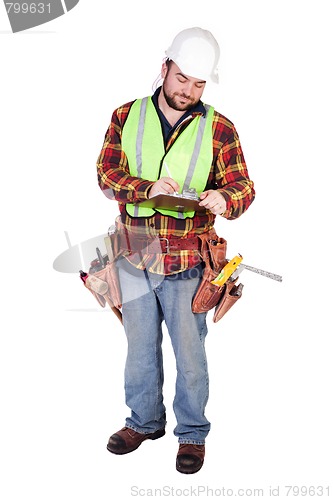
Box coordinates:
[181,81,194,96]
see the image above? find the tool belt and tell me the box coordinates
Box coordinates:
[84,219,242,324]
[192,230,243,322]
[85,224,201,323]
[118,233,201,254]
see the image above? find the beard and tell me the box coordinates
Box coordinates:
[162,86,197,111]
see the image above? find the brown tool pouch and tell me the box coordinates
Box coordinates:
[88,261,122,309]
[192,231,227,313]
[213,279,243,323]
[85,261,123,324]
[192,265,224,313]
[192,231,243,321]
[85,230,123,323]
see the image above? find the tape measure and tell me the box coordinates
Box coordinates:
[211,254,283,286]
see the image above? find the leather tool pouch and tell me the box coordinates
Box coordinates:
[192,232,227,313]
[213,278,243,323]
[88,261,122,310]
[192,231,242,321]
[86,230,123,323]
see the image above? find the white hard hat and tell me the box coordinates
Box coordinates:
[165,27,220,83]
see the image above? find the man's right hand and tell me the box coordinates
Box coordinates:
[148,177,180,198]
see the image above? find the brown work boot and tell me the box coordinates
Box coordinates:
[107,427,165,455]
[176,443,205,474]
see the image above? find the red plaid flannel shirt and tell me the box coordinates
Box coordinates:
[96,97,255,275]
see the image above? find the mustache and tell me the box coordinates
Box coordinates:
[177,93,194,101]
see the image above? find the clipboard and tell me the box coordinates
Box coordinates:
[135,192,207,213]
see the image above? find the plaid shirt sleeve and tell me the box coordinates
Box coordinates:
[210,111,255,220]
[96,101,154,204]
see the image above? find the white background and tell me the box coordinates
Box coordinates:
[0,1,332,498]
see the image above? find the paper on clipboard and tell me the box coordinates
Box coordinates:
[135,192,206,213]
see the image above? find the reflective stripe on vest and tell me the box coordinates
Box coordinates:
[122,96,214,219]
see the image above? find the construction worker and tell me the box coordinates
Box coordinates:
[96,27,255,474]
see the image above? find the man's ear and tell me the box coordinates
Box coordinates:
[161,61,168,79]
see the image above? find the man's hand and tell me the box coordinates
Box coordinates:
[148,177,180,199]
[199,190,227,215]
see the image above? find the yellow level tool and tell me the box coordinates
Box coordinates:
[211,254,243,287]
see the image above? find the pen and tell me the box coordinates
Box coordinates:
[163,162,178,194]
[164,162,172,178]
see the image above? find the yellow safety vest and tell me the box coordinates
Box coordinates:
[122,96,214,219]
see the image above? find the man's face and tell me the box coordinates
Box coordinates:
[161,61,206,111]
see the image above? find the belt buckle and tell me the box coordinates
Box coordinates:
[159,237,170,254]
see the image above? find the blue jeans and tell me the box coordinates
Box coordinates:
[118,264,210,445]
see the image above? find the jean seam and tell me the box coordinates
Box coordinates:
[126,424,150,435]
[154,295,164,423]
[200,316,209,407]
[155,329,161,422]
[178,439,205,445]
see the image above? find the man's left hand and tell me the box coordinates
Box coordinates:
[199,190,227,215]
